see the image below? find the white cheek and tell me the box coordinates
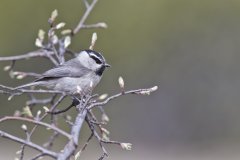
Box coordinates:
[78,53,90,68]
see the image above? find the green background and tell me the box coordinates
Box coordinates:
[1,0,240,159]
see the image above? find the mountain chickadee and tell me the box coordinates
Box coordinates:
[16,49,110,96]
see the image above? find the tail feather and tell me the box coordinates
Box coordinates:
[14,81,42,90]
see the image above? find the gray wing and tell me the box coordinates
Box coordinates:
[35,58,90,81]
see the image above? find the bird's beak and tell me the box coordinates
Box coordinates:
[104,63,111,67]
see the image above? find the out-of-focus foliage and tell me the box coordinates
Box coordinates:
[1,0,240,159]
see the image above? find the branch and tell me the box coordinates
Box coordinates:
[0,130,57,158]
[81,22,107,29]
[57,109,88,160]
[0,116,71,139]
[73,0,99,35]
[88,86,158,110]
[0,49,54,61]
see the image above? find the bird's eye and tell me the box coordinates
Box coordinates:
[90,56,102,64]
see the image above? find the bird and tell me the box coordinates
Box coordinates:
[15,49,110,96]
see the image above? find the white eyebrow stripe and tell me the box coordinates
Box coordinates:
[89,53,103,62]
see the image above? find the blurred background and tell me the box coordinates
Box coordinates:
[1,0,240,159]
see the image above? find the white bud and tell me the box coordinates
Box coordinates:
[74,151,81,160]
[150,86,158,92]
[23,106,33,117]
[35,38,43,48]
[21,124,27,131]
[3,65,11,71]
[37,110,41,116]
[51,35,58,44]
[64,36,71,48]
[91,32,97,44]
[99,94,108,100]
[102,113,109,122]
[102,132,110,141]
[8,95,13,101]
[66,115,72,121]
[43,106,49,112]
[89,32,97,50]
[120,143,132,150]
[38,29,45,41]
[118,76,125,89]
[98,22,108,28]
[61,29,72,35]
[16,74,25,80]
[13,110,21,117]
[56,22,66,29]
[50,9,58,22]
[101,128,110,135]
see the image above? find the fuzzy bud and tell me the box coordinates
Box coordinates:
[35,38,43,48]
[56,22,66,29]
[23,106,33,117]
[16,74,25,80]
[118,76,125,89]
[64,36,71,48]
[3,65,11,71]
[99,94,108,100]
[74,151,81,160]
[21,124,27,131]
[61,29,72,35]
[97,22,108,28]
[102,113,109,123]
[101,127,110,135]
[38,29,45,41]
[43,106,49,112]
[120,143,132,150]
[49,9,58,24]
[89,32,97,50]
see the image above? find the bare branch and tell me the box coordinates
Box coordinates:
[0,50,54,61]
[73,0,99,35]
[28,94,66,136]
[86,115,108,159]
[88,86,158,110]
[0,116,71,139]
[0,130,57,158]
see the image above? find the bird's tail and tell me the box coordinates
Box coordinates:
[14,81,42,90]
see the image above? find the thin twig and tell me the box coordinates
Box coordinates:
[86,115,108,159]
[0,130,57,158]
[73,0,99,35]
[0,50,54,61]
[48,103,74,115]
[88,87,158,109]
[31,153,46,160]
[29,94,66,136]
[0,116,71,139]
[20,144,26,160]
[81,23,107,29]
[78,132,94,155]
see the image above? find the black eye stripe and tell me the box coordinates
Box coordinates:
[90,55,102,64]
